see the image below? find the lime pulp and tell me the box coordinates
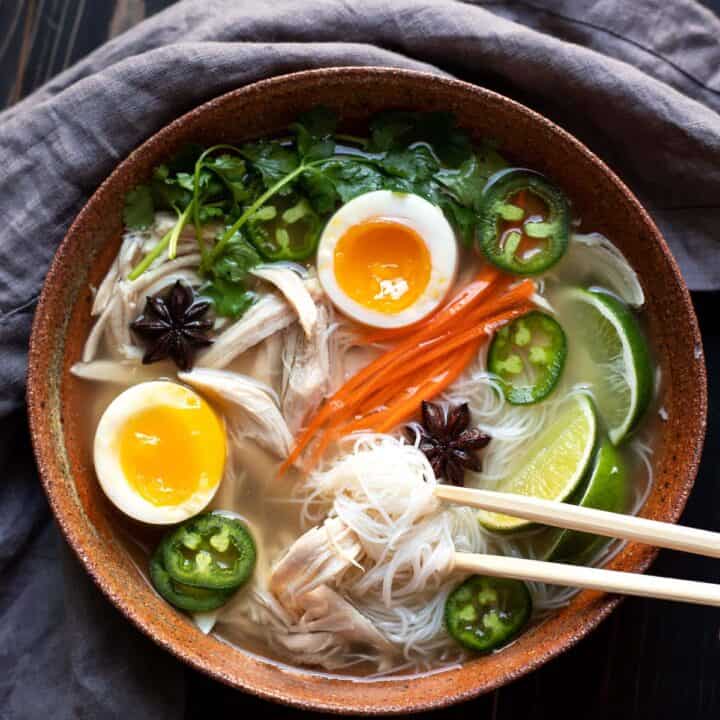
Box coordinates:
[478,394,597,532]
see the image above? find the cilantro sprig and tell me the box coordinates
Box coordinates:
[122,107,507,319]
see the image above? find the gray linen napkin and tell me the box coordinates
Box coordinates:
[1,1,719,717]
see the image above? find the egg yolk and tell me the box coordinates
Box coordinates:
[118,395,225,507]
[333,219,432,314]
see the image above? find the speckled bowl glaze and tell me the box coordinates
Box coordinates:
[27,68,707,714]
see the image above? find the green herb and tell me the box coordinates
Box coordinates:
[435,145,507,209]
[123,185,154,230]
[240,142,300,191]
[308,158,385,205]
[201,230,261,318]
[122,106,508,315]
[202,278,256,319]
[368,111,472,167]
[380,145,439,182]
[291,105,337,161]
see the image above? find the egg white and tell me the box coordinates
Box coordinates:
[94,380,225,525]
[316,191,458,328]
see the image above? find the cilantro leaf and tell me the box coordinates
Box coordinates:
[201,230,261,318]
[435,146,508,209]
[208,230,261,284]
[300,166,338,214]
[197,205,226,224]
[381,145,439,181]
[204,154,253,204]
[438,198,477,247]
[312,159,385,203]
[292,106,337,162]
[369,111,471,168]
[150,166,192,210]
[123,185,155,230]
[202,278,256,319]
[368,112,416,152]
[241,141,300,191]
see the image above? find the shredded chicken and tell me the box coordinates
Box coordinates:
[70,360,157,385]
[83,236,202,363]
[198,277,322,369]
[281,304,332,434]
[251,265,318,336]
[293,586,395,654]
[267,517,396,668]
[178,368,293,458]
[270,517,362,605]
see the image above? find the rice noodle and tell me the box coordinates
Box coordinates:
[283,435,488,671]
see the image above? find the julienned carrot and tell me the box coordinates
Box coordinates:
[374,341,481,434]
[295,304,529,472]
[347,283,534,415]
[338,272,535,400]
[351,303,530,424]
[359,265,504,345]
[279,276,537,475]
[359,303,531,411]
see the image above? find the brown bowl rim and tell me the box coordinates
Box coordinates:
[26,67,707,714]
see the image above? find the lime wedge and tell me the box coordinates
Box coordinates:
[546,438,628,563]
[479,394,597,532]
[556,288,652,445]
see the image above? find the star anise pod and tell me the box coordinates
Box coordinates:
[405,401,491,486]
[130,281,213,371]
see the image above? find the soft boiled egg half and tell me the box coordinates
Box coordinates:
[94,381,226,524]
[317,190,458,328]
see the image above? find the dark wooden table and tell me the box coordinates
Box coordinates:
[2,2,719,718]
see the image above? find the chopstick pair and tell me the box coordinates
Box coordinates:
[434,485,720,607]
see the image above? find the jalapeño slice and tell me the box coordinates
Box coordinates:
[477,168,569,274]
[489,311,567,404]
[248,194,322,261]
[149,552,233,612]
[162,513,256,590]
[445,575,532,653]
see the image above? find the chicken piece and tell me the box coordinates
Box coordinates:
[269,519,395,667]
[281,304,331,434]
[295,585,395,656]
[83,250,203,363]
[91,235,142,316]
[251,266,318,336]
[70,360,157,385]
[270,587,395,670]
[198,277,321,368]
[142,269,202,299]
[270,517,362,606]
[178,368,293,458]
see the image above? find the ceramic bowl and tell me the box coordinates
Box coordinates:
[27,67,707,714]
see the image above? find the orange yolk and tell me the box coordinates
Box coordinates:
[333,219,432,314]
[118,397,225,507]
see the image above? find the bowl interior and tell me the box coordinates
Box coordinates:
[27,68,707,714]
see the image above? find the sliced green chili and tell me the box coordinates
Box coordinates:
[247,195,322,261]
[477,168,570,274]
[489,311,567,404]
[445,575,531,653]
[162,513,256,590]
[149,552,233,612]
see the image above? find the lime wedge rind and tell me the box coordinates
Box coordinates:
[479,394,597,532]
[559,288,652,445]
[545,438,628,563]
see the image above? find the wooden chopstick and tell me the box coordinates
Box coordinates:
[435,485,720,559]
[453,552,720,607]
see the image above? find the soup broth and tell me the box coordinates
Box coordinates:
[74,109,658,678]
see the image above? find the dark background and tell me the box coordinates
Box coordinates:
[2,1,719,718]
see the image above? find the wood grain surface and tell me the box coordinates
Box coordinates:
[2,1,719,718]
